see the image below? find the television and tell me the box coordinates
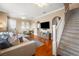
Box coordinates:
[40,22,50,29]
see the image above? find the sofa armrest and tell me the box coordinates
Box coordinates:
[0,41,37,56]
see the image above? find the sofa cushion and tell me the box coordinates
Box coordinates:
[0,39,12,49]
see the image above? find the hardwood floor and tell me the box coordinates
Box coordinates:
[12,34,52,56]
[31,35,52,56]
[35,40,52,56]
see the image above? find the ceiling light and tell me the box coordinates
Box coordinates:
[35,3,48,7]
[21,16,26,19]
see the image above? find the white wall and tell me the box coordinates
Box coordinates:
[30,22,38,36]
[33,8,65,33]
[69,3,79,10]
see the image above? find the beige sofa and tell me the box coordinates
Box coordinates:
[0,41,37,56]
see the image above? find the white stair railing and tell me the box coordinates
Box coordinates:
[52,25,57,56]
[52,18,64,56]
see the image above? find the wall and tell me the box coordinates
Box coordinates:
[69,3,79,10]
[30,22,37,35]
[32,8,65,34]
[0,11,8,32]
[16,20,32,34]
[8,17,32,34]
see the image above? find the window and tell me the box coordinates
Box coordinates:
[21,21,25,31]
[21,21,30,32]
[9,19,16,30]
[26,22,30,30]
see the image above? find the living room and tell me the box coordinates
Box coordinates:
[0,1,79,59]
[0,3,65,56]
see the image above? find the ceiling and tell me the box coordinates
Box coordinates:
[0,3,64,20]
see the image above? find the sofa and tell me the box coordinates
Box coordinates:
[0,40,37,56]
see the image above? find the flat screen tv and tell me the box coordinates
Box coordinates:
[40,22,50,29]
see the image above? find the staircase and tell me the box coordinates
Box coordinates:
[58,8,79,56]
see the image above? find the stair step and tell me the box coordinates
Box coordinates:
[60,41,79,56]
[70,15,79,19]
[61,33,79,45]
[70,11,79,19]
[63,31,79,37]
[71,8,79,14]
[59,43,79,56]
[61,37,79,46]
[66,24,79,27]
[64,26,79,30]
[59,49,73,56]
[60,48,79,56]
[61,35,79,45]
[62,32,79,40]
[59,8,79,56]
[63,30,79,34]
[67,21,79,25]
[69,18,79,22]
[60,40,79,50]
